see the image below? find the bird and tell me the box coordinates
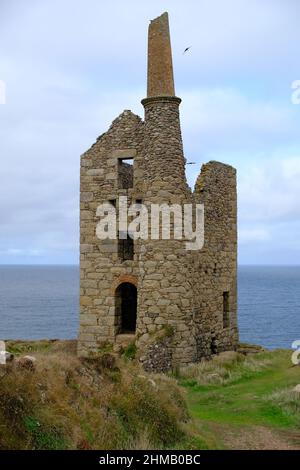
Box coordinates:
[183,46,191,54]
[186,162,196,165]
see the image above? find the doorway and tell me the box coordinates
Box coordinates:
[115,282,137,333]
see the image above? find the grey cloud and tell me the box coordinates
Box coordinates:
[0,0,300,264]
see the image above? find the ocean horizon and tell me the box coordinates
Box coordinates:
[0,264,299,350]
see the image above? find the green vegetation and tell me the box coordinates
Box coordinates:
[122,342,137,360]
[162,325,175,338]
[1,341,299,450]
[6,339,54,356]
[178,349,300,449]
[97,342,114,354]
[24,416,66,450]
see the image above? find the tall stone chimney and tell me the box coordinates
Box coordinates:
[141,12,188,197]
[147,12,175,97]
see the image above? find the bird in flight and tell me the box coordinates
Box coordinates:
[183,46,191,54]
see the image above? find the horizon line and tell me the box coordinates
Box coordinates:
[0,263,300,267]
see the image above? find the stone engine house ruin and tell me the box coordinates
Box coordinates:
[78,12,238,371]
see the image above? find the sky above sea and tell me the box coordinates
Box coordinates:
[0,0,299,265]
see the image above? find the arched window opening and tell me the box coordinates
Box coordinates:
[115,282,137,333]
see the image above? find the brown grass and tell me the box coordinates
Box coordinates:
[178,350,274,386]
[0,340,188,450]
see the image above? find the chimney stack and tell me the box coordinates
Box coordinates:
[147,12,175,98]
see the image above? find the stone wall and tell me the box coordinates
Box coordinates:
[193,161,238,358]
[118,161,133,190]
[78,110,145,356]
[78,11,239,368]
[134,96,196,368]
[78,103,238,368]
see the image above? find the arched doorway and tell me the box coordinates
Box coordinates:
[115,283,137,333]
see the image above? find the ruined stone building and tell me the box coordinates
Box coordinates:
[78,12,238,371]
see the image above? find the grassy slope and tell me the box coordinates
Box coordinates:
[179,349,300,449]
[1,340,191,450]
[2,341,300,450]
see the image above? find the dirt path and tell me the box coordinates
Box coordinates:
[209,422,300,450]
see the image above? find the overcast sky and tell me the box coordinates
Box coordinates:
[0,0,299,265]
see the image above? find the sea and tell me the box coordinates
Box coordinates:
[0,265,299,349]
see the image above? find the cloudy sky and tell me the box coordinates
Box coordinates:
[0,0,299,265]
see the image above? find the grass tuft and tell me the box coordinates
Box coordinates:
[178,351,274,386]
[264,388,300,425]
[122,342,137,360]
